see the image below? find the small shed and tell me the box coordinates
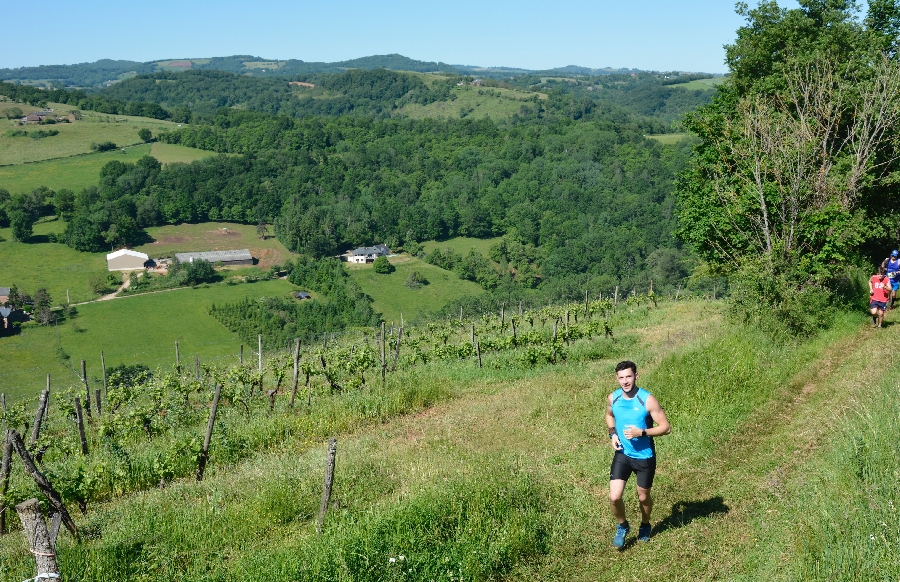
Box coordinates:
[107,249,150,271]
[174,249,253,266]
[295,291,311,300]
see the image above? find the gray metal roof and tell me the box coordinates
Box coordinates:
[174,249,253,263]
[0,287,9,296]
[0,307,11,317]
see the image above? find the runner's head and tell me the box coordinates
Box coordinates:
[615,360,637,391]
[892,250,899,258]
[879,266,887,278]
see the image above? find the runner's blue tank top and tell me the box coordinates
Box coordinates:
[611,387,655,459]
[888,258,900,278]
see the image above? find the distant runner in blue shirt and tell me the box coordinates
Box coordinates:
[881,250,900,308]
[605,360,671,549]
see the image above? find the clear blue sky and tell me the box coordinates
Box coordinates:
[2,0,808,73]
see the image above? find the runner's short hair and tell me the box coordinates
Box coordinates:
[615,360,637,375]
[879,266,886,275]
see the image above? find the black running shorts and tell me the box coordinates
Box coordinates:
[609,450,657,489]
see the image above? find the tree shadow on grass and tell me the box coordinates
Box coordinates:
[653,496,730,537]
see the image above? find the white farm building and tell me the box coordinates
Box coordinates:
[107,249,150,271]
[347,244,391,264]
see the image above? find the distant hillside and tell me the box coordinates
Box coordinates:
[1,54,717,88]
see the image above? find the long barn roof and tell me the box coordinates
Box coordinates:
[174,249,252,263]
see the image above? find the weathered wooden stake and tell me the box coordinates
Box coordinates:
[614,286,619,313]
[101,351,107,397]
[519,300,523,316]
[240,344,244,365]
[0,426,10,535]
[94,389,102,416]
[44,375,50,420]
[175,341,180,366]
[317,438,337,535]
[650,279,654,294]
[585,289,590,316]
[15,498,59,580]
[195,356,201,382]
[196,384,223,482]
[74,398,88,456]
[459,306,463,322]
[323,331,328,350]
[476,341,482,368]
[511,319,516,343]
[258,334,263,372]
[30,390,49,448]
[289,339,301,407]
[81,360,91,417]
[391,327,403,371]
[380,322,386,380]
[675,284,681,301]
[267,390,277,413]
[501,304,505,326]
[6,430,78,539]
[306,371,312,407]
[471,324,475,345]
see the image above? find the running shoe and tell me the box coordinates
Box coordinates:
[613,523,630,549]
[638,523,652,542]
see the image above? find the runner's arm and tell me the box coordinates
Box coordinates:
[645,395,670,437]
[606,395,622,451]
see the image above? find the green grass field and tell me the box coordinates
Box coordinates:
[400,86,544,120]
[420,235,501,257]
[347,254,483,323]
[671,77,726,90]
[646,133,692,144]
[0,144,151,193]
[0,279,298,399]
[149,142,218,164]
[0,218,108,305]
[0,143,218,194]
[135,222,296,268]
[0,104,182,165]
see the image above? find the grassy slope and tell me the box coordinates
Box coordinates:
[0,278,298,399]
[347,253,483,323]
[646,133,691,144]
[420,235,501,257]
[149,142,218,164]
[670,77,726,90]
[0,144,152,193]
[0,218,107,304]
[400,86,544,120]
[0,300,891,580]
[0,105,182,164]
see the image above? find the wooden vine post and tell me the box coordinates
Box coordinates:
[44,375,51,420]
[29,389,49,448]
[258,334,263,372]
[101,350,107,397]
[239,344,243,365]
[316,438,337,535]
[289,338,301,407]
[95,389,102,416]
[73,398,89,455]
[15,498,59,580]
[195,356,201,382]
[175,341,180,367]
[614,286,619,314]
[380,322,386,381]
[0,400,10,535]
[197,384,223,482]
[80,360,91,417]
[6,430,78,540]
[391,327,403,371]
[476,341,482,368]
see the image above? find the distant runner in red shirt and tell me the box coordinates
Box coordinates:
[869,267,891,328]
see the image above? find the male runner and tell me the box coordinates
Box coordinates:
[880,250,900,308]
[870,266,891,328]
[606,360,670,549]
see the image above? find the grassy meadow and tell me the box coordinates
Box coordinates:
[0,143,218,194]
[0,105,182,165]
[670,77,726,90]
[646,133,692,144]
[0,144,151,193]
[0,278,298,399]
[401,85,545,120]
[1,298,889,581]
[420,235,501,257]
[0,217,107,304]
[347,253,483,323]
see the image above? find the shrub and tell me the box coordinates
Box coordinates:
[405,271,428,289]
[90,141,117,152]
[373,255,394,274]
